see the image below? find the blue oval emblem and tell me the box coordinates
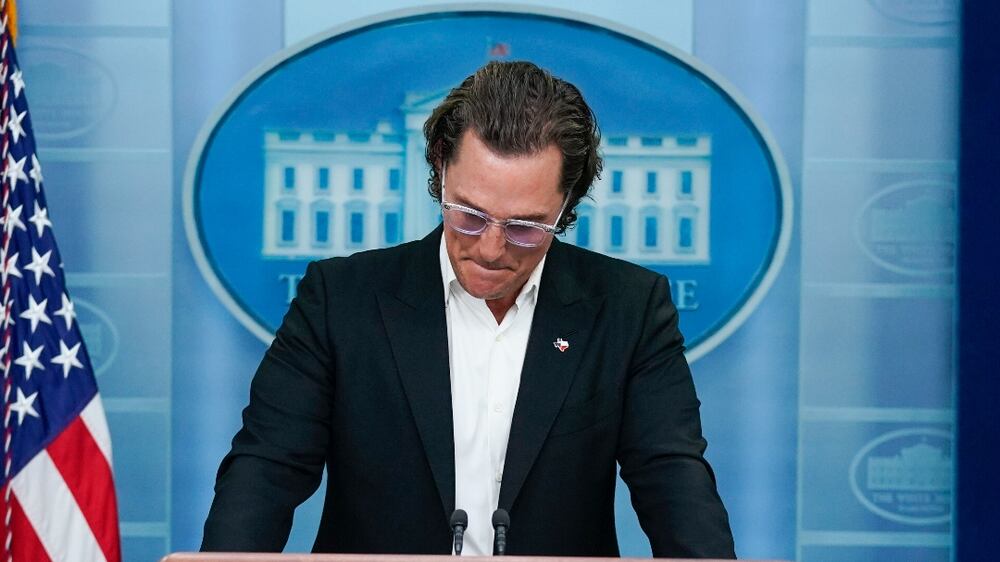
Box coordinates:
[855,180,955,276]
[868,0,958,25]
[850,428,952,525]
[73,297,119,377]
[184,8,792,362]
[17,46,118,140]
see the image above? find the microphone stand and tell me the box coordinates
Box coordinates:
[450,509,468,555]
[492,508,510,556]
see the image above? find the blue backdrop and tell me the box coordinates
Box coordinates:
[15,1,961,561]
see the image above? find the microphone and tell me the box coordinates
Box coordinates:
[449,509,468,555]
[492,508,510,556]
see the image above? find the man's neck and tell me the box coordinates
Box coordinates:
[486,294,518,324]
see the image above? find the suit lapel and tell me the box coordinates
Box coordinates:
[499,240,605,511]
[377,227,455,519]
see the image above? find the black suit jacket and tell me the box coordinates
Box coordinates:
[202,226,735,558]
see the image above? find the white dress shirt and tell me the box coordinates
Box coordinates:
[440,237,545,556]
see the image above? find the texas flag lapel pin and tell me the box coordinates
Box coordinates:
[553,337,570,352]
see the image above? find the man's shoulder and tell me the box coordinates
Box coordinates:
[553,240,664,295]
[308,237,424,287]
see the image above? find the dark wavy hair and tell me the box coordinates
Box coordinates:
[423,61,603,233]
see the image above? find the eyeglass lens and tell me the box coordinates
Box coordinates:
[443,207,548,246]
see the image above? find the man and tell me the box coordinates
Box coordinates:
[202,61,735,558]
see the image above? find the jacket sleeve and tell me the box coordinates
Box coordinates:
[616,274,736,559]
[201,261,334,552]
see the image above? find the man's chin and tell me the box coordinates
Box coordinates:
[456,272,513,301]
[463,282,509,301]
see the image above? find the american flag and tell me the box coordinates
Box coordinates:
[0,2,121,561]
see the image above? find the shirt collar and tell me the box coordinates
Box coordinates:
[439,235,546,309]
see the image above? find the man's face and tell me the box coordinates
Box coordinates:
[443,130,564,305]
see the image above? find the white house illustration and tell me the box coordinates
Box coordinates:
[262,90,711,265]
[867,192,956,245]
[867,442,952,492]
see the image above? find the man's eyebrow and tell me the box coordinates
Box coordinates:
[451,194,550,222]
[511,211,550,222]
[450,193,480,209]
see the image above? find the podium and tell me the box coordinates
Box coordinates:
[160,552,786,562]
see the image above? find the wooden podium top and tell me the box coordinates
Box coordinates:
[163,554,785,562]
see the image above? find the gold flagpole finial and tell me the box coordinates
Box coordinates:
[3,0,17,44]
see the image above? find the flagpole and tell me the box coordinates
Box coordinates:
[0,2,13,559]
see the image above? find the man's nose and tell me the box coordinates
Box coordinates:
[478,223,507,262]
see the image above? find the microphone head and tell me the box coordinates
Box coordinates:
[450,509,469,529]
[492,508,510,529]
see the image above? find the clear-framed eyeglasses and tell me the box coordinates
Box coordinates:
[440,164,569,248]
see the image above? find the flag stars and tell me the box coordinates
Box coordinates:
[1,250,20,285]
[28,202,51,237]
[10,68,25,99]
[51,340,83,378]
[14,341,44,380]
[9,387,39,425]
[24,247,55,285]
[7,108,26,144]
[3,203,25,234]
[19,294,52,333]
[29,154,43,191]
[4,154,27,191]
[54,293,76,330]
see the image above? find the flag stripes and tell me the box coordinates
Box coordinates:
[11,451,107,561]
[44,413,119,562]
[79,397,113,468]
[8,497,49,562]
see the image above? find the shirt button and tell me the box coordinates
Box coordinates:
[493,403,503,413]
[495,334,503,342]
[495,471,503,483]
